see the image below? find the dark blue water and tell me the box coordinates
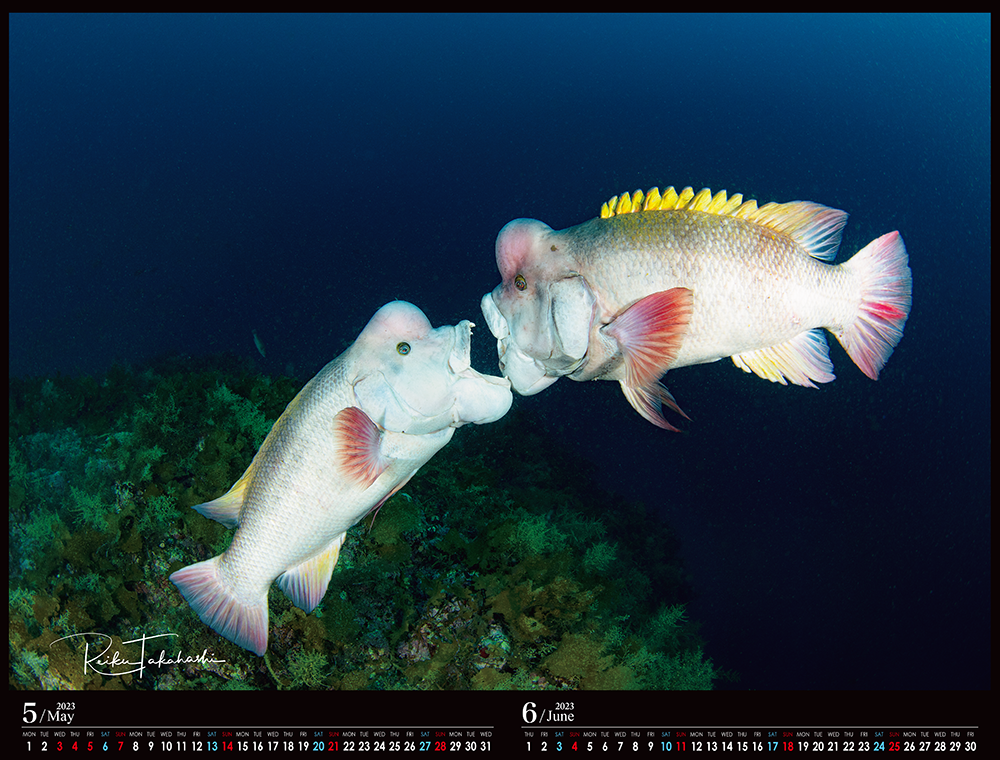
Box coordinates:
[9,12,989,701]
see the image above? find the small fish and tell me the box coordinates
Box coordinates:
[481,186,911,429]
[252,329,266,358]
[171,301,512,654]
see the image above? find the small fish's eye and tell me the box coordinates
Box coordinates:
[396,342,410,355]
[514,273,527,291]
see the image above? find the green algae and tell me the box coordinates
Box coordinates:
[9,357,728,690]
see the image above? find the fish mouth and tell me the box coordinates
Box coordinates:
[480,291,509,340]
[448,319,511,391]
[479,291,559,396]
[479,291,510,369]
[447,318,512,425]
[448,320,474,374]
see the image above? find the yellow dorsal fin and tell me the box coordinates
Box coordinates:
[597,186,847,261]
[600,185,757,219]
[688,187,714,210]
[617,192,633,215]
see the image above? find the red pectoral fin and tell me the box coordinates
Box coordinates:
[604,288,693,391]
[333,406,388,488]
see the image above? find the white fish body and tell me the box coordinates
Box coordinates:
[170,301,512,654]
[481,186,912,429]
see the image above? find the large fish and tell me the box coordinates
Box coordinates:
[481,186,912,430]
[171,301,512,654]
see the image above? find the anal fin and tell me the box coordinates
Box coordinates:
[731,329,835,388]
[276,533,346,613]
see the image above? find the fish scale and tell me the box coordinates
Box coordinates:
[171,301,511,654]
[481,186,911,429]
[569,208,858,369]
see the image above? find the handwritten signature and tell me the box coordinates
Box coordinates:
[51,632,226,678]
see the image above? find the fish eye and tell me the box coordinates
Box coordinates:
[396,342,410,355]
[514,273,527,291]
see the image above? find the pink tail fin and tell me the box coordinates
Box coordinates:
[170,557,269,656]
[835,231,912,379]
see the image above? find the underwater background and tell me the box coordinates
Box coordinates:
[9,13,989,697]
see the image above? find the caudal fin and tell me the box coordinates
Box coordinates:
[170,557,269,656]
[835,231,912,379]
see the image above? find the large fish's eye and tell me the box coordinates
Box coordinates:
[396,342,410,355]
[514,273,527,291]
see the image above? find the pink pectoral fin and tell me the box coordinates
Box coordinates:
[333,406,388,488]
[605,288,693,390]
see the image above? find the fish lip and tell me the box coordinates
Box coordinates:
[480,291,510,342]
[479,290,512,371]
[480,290,557,393]
[447,320,511,390]
[497,343,559,395]
[448,320,474,374]
[446,320,513,427]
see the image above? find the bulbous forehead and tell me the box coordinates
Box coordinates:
[362,301,432,343]
[496,218,551,282]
